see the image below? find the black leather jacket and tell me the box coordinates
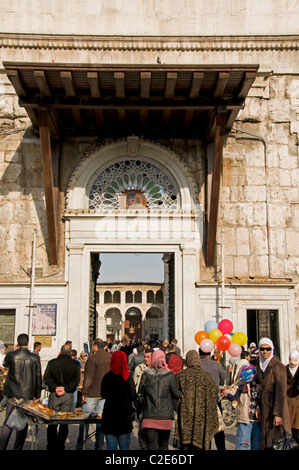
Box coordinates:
[4,347,42,400]
[137,368,181,420]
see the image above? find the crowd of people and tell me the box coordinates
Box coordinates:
[0,334,298,451]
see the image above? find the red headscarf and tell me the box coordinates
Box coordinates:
[109,350,130,381]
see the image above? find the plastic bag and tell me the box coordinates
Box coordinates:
[216,406,225,433]
[6,407,28,431]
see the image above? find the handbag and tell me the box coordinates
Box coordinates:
[271,426,298,451]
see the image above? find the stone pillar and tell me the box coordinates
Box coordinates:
[66,244,88,350]
[181,246,198,354]
[162,254,170,339]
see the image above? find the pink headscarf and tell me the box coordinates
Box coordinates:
[151,350,169,370]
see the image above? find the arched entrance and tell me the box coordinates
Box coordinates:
[64,138,201,354]
[125,306,142,341]
[144,306,164,342]
[105,307,122,343]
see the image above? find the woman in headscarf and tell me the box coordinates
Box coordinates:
[137,349,181,450]
[174,350,219,450]
[286,349,299,444]
[100,350,136,450]
[256,338,292,449]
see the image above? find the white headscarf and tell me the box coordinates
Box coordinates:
[258,337,274,372]
[288,350,299,376]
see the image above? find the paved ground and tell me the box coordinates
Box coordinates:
[0,406,236,451]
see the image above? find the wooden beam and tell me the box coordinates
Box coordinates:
[162,72,177,126]
[72,108,83,128]
[38,108,58,265]
[140,72,151,99]
[183,110,194,128]
[206,107,227,266]
[114,72,125,99]
[213,72,230,99]
[34,70,51,97]
[94,109,105,128]
[162,109,171,128]
[140,108,148,129]
[50,138,60,213]
[189,72,204,98]
[113,71,126,124]
[237,71,257,99]
[87,71,101,98]
[60,71,76,97]
[165,72,177,99]
[225,72,257,130]
[6,69,26,96]
[117,108,126,128]
[19,95,243,112]
[47,109,60,139]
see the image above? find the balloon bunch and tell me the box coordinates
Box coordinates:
[195,319,248,362]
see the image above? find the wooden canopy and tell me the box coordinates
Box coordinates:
[4,62,258,265]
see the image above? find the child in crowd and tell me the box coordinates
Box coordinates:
[224,366,261,450]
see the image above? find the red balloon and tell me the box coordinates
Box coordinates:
[218,319,233,335]
[216,335,231,351]
[195,330,208,345]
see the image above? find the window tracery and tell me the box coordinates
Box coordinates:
[88,159,178,210]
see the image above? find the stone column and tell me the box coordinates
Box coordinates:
[66,243,88,349]
[162,254,170,339]
[181,246,198,354]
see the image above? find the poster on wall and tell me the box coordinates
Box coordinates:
[32,304,57,336]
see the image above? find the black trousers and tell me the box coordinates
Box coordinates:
[144,428,171,450]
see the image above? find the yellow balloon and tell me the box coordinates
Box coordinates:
[231,332,248,346]
[208,328,223,343]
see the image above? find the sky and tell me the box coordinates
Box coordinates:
[98,253,165,283]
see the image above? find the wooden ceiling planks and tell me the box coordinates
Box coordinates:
[4,63,259,138]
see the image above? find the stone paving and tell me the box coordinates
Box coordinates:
[0,406,236,451]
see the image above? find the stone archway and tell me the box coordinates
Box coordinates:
[144,306,164,341]
[64,138,201,354]
[105,307,122,343]
[125,306,142,341]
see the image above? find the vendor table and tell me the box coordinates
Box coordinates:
[15,401,102,450]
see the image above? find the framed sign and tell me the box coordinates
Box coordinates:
[34,335,53,348]
[32,304,57,336]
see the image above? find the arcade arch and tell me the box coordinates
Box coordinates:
[96,282,166,342]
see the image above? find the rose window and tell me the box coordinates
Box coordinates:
[89,160,178,210]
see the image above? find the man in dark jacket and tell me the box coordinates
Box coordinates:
[0,333,42,450]
[129,344,145,374]
[76,338,111,450]
[43,344,80,450]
